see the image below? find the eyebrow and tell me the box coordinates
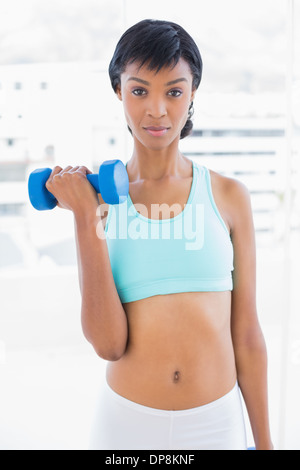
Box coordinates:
[127,77,188,86]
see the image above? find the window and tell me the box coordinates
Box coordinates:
[0,163,27,182]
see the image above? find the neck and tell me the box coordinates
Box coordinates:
[128,138,188,182]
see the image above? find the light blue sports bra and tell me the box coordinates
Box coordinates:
[105,161,234,303]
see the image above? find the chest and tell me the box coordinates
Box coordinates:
[128,176,193,220]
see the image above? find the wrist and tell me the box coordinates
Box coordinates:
[74,204,100,228]
[255,439,274,450]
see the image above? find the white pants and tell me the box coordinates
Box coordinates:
[90,381,247,450]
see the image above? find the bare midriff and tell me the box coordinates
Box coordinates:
[106,290,237,410]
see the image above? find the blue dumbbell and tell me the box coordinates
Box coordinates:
[28,159,129,210]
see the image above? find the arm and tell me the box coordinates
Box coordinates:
[46,165,128,361]
[228,179,273,450]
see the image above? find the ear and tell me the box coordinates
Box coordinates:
[191,88,197,102]
[116,85,122,101]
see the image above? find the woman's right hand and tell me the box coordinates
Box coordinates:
[45,165,99,218]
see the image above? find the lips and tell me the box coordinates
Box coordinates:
[144,126,169,137]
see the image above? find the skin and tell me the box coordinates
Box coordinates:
[45,58,273,450]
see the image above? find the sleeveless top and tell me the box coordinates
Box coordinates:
[104,161,234,303]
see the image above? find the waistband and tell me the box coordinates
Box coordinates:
[104,380,240,418]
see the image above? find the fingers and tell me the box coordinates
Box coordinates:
[46,165,92,190]
[84,166,93,175]
[51,165,63,177]
[69,166,80,173]
[61,165,91,175]
[60,165,74,175]
[74,166,92,175]
[49,165,91,179]
[45,165,62,191]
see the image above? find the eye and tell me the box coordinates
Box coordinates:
[168,89,183,98]
[132,88,147,96]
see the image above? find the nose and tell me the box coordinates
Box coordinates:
[146,98,167,119]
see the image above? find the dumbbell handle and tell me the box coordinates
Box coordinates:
[86,173,100,193]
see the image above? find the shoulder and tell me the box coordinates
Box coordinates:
[209,168,253,235]
[209,168,250,200]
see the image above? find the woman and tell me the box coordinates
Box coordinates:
[46,19,273,450]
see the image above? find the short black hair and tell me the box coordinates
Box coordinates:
[109,19,203,139]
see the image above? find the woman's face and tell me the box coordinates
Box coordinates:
[116,58,196,151]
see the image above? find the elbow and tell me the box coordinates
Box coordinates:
[233,326,268,369]
[94,343,126,362]
[81,305,128,361]
[83,328,127,361]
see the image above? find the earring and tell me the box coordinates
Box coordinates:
[188,101,194,120]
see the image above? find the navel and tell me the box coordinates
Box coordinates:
[173,370,180,383]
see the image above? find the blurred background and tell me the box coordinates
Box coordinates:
[0,0,299,450]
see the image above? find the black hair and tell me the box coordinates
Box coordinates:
[109,19,203,139]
